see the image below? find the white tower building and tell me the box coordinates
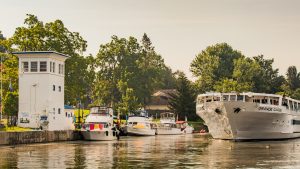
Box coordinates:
[14,51,72,131]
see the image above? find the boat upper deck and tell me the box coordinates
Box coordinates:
[197,92,300,112]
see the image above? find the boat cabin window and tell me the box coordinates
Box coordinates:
[237,95,244,101]
[223,95,229,101]
[229,95,236,101]
[282,99,288,108]
[206,96,212,102]
[270,97,279,105]
[289,100,293,110]
[261,98,268,104]
[213,96,220,101]
[293,102,298,111]
[253,99,260,103]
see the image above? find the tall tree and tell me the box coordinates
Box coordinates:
[285,66,300,91]
[94,34,174,112]
[191,43,243,93]
[168,73,200,121]
[252,55,283,93]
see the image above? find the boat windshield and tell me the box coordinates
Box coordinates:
[90,107,111,115]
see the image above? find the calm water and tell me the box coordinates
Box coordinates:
[1,134,300,168]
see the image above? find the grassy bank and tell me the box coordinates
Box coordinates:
[0,119,32,132]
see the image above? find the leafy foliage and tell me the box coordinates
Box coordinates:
[94,34,176,114]
[191,43,285,94]
[168,73,200,121]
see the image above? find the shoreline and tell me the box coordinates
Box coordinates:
[0,130,82,146]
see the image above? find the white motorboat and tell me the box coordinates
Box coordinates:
[81,106,119,141]
[127,113,156,136]
[176,120,194,134]
[196,92,300,140]
[156,112,182,135]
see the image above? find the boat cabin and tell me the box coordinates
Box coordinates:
[197,92,300,111]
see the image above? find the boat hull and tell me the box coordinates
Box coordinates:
[156,128,182,135]
[81,130,118,141]
[127,127,156,136]
[197,101,300,140]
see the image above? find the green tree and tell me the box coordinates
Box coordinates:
[252,55,283,93]
[94,34,174,111]
[285,66,300,91]
[168,73,200,121]
[3,91,18,126]
[191,43,243,92]
[214,78,252,93]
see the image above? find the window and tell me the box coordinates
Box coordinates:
[237,95,244,101]
[292,120,300,125]
[58,108,61,114]
[31,61,38,72]
[53,85,55,91]
[62,64,64,74]
[53,108,55,114]
[230,95,236,101]
[59,86,61,92]
[262,98,268,104]
[40,61,47,72]
[22,62,29,72]
[50,62,53,72]
[58,64,61,74]
[53,62,55,73]
[223,95,229,101]
[66,112,68,117]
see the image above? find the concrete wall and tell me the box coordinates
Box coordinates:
[0,130,81,146]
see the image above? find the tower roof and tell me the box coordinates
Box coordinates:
[12,51,70,58]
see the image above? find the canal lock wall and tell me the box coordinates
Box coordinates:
[0,130,82,146]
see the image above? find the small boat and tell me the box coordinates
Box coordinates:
[81,106,119,141]
[176,120,194,134]
[156,112,182,135]
[126,110,156,136]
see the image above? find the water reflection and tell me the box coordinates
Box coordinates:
[1,135,300,168]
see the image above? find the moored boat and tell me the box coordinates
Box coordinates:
[127,113,156,136]
[156,112,182,135]
[176,120,194,134]
[196,92,300,140]
[81,106,119,141]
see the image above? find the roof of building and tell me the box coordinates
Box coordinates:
[152,89,177,98]
[64,105,75,109]
[12,51,70,58]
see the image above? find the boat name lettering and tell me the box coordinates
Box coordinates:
[258,107,282,112]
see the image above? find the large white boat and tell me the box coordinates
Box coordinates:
[127,112,156,136]
[196,92,300,140]
[156,112,182,135]
[81,106,119,141]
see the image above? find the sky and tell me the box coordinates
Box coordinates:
[1,0,300,80]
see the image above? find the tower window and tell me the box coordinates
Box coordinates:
[31,61,38,72]
[22,62,29,72]
[58,108,61,114]
[53,85,55,91]
[40,61,47,72]
[53,62,55,73]
[59,86,61,92]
